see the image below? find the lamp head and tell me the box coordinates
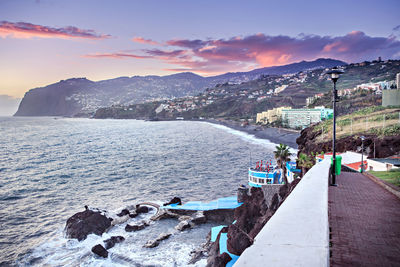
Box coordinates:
[326,68,344,82]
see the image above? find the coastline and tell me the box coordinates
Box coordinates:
[204,119,300,149]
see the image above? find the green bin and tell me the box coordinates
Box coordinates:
[331,155,342,175]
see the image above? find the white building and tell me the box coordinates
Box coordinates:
[281,107,333,129]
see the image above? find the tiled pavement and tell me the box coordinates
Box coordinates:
[329,172,400,266]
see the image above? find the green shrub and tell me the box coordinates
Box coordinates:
[354,106,386,115]
[369,124,400,136]
[338,118,351,126]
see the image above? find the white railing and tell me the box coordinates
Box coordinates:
[235,159,330,267]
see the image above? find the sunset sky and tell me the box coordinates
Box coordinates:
[1,0,400,99]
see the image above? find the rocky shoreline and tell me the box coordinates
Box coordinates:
[64,181,301,265]
[62,119,301,265]
[64,199,236,262]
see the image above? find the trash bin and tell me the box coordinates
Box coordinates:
[331,155,342,175]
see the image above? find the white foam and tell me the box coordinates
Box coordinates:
[19,205,212,267]
[208,123,298,155]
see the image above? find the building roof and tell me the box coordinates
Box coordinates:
[344,161,368,171]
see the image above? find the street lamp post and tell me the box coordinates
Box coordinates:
[326,68,344,186]
[360,136,365,173]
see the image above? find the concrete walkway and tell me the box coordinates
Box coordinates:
[329,172,400,266]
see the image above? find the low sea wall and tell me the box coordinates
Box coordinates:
[235,159,330,267]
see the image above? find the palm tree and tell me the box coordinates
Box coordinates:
[297,153,314,177]
[274,143,292,185]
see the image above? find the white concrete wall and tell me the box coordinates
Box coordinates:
[340,151,363,164]
[367,159,394,171]
[234,159,330,267]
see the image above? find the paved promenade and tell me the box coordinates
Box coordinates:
[329,172,400,266]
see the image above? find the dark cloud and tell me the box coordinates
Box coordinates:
[0,21,111,40]
[145,49,186,57]
[393,25,400,31]
[166,39,208,49]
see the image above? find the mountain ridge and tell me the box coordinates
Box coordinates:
[14,58,346,116]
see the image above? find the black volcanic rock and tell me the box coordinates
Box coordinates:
[104,236,125,249]
[125,221,149,232]
[163,197,182,206]
[91,244,108,258]
[65,209,111,241]
[136,205,150,214]
[296,126,400,158]
[207,181,302,263]
[117,209,130,217]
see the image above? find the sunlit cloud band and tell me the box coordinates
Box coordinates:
[0,21,111,40]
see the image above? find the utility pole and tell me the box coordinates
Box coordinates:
[322,125,324,139]
[383,114,385,129]
[351,119,353,134]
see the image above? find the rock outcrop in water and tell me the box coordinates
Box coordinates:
[125,221,150,232]
[91,244,108,258]
[136,204,151,214]
[163,197,182,206]
[65,209,111,241]
[143,233,172,248]
[104,236,125,249]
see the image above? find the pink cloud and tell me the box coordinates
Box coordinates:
[144,49,187,59]
[0,21,111,40]
[158,32,400,74]
[83,52,151,59]
[132,36,159,45]
[84,31,400,75]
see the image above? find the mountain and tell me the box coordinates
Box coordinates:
[94,59,400,120]
[212,58,347,83]
[14,58,346,116]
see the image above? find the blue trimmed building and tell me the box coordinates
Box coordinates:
[286,161,301,183]
[248,167,282,187]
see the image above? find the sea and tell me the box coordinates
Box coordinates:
[0,117,292,266]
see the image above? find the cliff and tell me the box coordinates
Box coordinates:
[14,78,93,116]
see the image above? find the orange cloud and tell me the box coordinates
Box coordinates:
[0,21,111,40]
[255,52,292,66]
[132,37,159,45]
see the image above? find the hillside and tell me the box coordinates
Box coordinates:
[297,106,400,158]
[14,58,345,116]
[94,59,400,120]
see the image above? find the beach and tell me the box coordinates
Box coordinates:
[205,119,300,149]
